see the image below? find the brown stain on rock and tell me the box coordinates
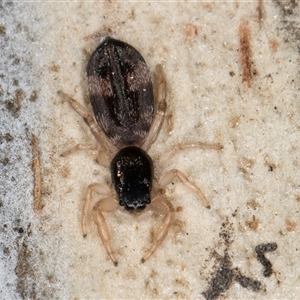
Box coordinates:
[246,215,259,231]
[257,0,264,26]
[16,241,37,299]
[185,23,198,37]
[285,219,297,232]
[229,115,241,128]
[239,19,253,88]
[247,199,260,210]
[32,134,44,212]
[269,38,279,53]
[6,88,26,117]
[238,157,255,181]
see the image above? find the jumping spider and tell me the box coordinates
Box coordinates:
[59,37,222,266]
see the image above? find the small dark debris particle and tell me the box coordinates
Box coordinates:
[268,165,273,172]
[3,246,10,255]
[29,90,38,102]
[15,89,25,101]
[0,25,6,35]
[1,157,9,165]
[50,63,60,72]
[5,133,13,141]
[0,133,13,143]
[229,71,235,77]
[13,57,20,65]
[13,227,24,234]
[255,242,277,277]
[5,89,25,117]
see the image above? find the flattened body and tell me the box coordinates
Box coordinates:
[111,146,153,211]
[87,37,154,148]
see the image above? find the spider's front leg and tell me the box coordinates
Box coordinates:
[141,195,175,263]
[83,183,119,266]
[93,198,119,266]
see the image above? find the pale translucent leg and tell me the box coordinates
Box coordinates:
[160,142,223,164]
[61,143,110,167]
[159,169,210,208]
[141,196,175,263]
[83,184,118,266]
[81,183,113,237]
[142,65,167,151]
[61,144,100,156]
[136,205,153,221]
[58,91,114,154]
[61,144,101,157]
[93,198,119,266]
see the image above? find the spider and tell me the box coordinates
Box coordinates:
[59,37,222,266]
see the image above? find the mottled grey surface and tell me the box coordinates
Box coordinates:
[1,2,299,299]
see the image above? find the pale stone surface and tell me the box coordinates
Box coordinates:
[1,2,299,299]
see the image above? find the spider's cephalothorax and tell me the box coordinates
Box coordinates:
[111,146,153,212]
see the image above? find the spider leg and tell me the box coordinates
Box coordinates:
[159,169,210,208]
[93,197,119,266]
[141,196,174,263]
